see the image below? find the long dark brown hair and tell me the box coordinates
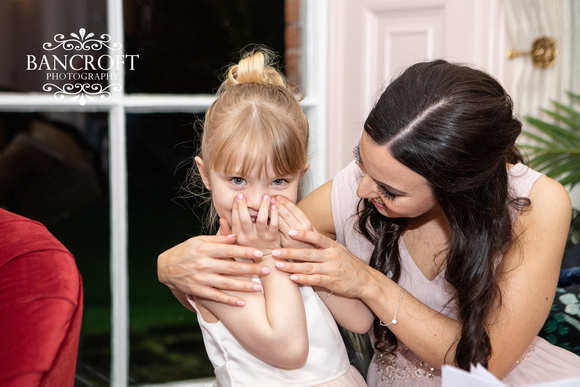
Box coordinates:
[357,60,529,370]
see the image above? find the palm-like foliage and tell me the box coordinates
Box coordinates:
[520,91,580,189]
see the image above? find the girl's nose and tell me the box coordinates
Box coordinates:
[245,188,264,211]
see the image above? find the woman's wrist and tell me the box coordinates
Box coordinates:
[359,265,397,309]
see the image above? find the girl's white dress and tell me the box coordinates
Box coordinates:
[331,161,580,386]
[190,284,367,386]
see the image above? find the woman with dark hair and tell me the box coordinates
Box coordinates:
[158,60,580,385]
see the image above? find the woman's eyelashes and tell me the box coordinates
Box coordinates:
[353,145,396,200]
[377,184,398,200]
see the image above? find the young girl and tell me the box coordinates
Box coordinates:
[178,48,368,387]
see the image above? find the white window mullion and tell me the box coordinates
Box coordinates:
[109,104,128,387]
[107,0,128,386]
[303,0,328,192]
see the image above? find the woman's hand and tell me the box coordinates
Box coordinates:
[272,229,373,300]
[157,232,270,307]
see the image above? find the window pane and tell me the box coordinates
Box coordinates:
[127,113,213,383]
[123,0,285,94]
[0,0,107,93]
[0,111,111,385]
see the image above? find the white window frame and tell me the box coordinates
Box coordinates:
[0,0,328,385]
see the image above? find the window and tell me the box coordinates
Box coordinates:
[0,0,327,385]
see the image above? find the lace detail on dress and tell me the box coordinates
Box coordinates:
[514,343,536,365]
[374,343,536,383]
[374,344,441,383]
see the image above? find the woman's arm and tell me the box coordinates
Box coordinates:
[275,176,571,377]
[276,186,375,334]
[157,233,269,307]
[156,181,338,307]
[196,194,309,369]
[485,176,571,376]
[296,180,337,239]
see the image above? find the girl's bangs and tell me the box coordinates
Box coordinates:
[210,126,306,178]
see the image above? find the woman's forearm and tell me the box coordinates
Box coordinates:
[361,267,461,368]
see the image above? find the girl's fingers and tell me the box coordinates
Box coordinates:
[255,194,271,233]
[276,197,302,228]
[277,202,296,234]
[236,194,253,231]
[269,200,279,233]
[276,196,311,225]
[219,218,232,236]
[231,197,242,234]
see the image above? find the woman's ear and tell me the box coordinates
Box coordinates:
[194,156,211,190]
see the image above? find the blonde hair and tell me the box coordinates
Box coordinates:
[201,47,309,177]
[189,47,309,229]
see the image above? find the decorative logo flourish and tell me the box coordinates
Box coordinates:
[42,28,123,52]
[28,28,137,106]
[43,83,123,107]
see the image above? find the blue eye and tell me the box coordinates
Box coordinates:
[230,177,246,186]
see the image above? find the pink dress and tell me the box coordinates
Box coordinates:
[331,161,580,386]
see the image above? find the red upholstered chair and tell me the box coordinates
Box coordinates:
[0,208,83,387]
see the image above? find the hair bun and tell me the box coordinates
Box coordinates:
[222,47,286,90]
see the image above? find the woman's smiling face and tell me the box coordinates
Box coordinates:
[355,131,437,219]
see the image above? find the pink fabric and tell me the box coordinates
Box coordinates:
[0,208,83,386]
[331,161,580,386]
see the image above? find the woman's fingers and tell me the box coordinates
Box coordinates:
[188,274,260,306]
[279,229,333,252]
[287,273,328,288]
[195,236,265,262]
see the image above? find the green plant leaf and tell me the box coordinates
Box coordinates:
[522,92,580,188]
[519,135,552,148]
[525,117,580,146]
[550,101,580,127]
[567,91,580,101]
[541,108,580,131]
